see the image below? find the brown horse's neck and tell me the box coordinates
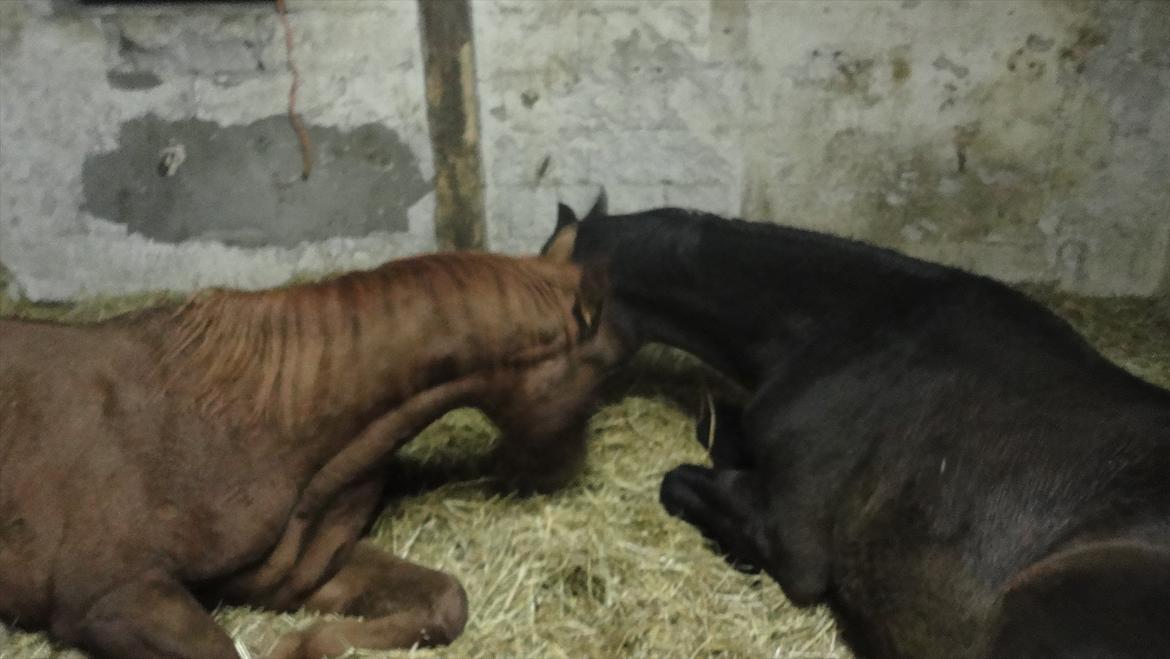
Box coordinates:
[161,253,585,447]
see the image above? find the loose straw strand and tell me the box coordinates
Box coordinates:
[704,390,718,457]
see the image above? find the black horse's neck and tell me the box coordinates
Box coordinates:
[574,209,961,385]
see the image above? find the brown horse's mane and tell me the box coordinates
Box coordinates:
[164,252,584,429]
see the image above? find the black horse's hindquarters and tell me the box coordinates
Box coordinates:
[548,200,1170,659]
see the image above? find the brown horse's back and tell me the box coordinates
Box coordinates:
[0,317,297,629]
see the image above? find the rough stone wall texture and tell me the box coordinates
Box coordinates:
[1,0,434,300]
[2,0,1167,300]
[476,0,1170,296]
[474,0,748,254]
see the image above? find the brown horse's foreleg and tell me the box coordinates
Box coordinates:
[265,540,468,659]
[218,476,384,610]
[62,571,237,659]
[238,375,490,595]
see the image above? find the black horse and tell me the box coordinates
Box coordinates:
[543,192,1170,659]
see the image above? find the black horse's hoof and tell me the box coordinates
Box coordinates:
[659,464,713,519]
[659,465,764,575]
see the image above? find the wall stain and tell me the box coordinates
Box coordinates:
[818,19,1123,259]
[103,11,275,81]
[534,155,552,183]
[106,69,162,91]
[1007,47,1047,80]
[891,56,911,83]
[832,53,876,97]
[818,64,1115,253]
[1059,26,1107,74]
[1026,33,1055,53]
[932,55,969,79]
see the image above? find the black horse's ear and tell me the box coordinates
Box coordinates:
[556,202,578,230]
[584,187,607,221]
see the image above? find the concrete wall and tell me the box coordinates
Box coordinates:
[476,0,1169,297]
[2,0,1168,301]
[1,0,434,300]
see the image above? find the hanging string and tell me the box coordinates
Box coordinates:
[275,0,313,180]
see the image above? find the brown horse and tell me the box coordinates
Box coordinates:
[0,251,627,659]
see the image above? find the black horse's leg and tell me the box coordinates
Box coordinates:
[661,460,834,606]
[669,376,844,607]
[659,464,768,574]
[695,398,754,470]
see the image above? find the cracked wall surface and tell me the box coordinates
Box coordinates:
[2,0,1167,300]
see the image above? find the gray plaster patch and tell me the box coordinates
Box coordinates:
[81,115,429,248]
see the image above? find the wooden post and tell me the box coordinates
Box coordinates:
[418,0,486,250]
